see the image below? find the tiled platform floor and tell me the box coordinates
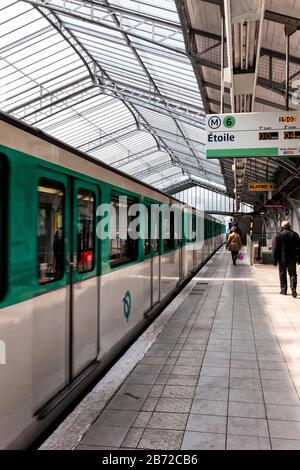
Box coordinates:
[76,249,300,450]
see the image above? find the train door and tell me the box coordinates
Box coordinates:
[192,213,197,270]
[34,172,100,412]
[151,205,160,306]
[71,179,99,378]
[178,236,184,282]
[178,208,184,283]
[35,171,70,410]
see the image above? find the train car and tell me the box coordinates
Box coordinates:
[0,112,226,449]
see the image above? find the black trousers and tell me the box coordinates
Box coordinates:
[279,262,297,292]
[231,251,239,264]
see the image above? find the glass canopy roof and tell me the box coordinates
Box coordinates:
[0,0,225,192]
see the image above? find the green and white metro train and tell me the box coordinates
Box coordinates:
[0,112,226,449]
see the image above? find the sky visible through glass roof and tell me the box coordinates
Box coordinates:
[0,0,225,192]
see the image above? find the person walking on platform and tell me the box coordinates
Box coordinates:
[273,220,300,298]
[226,226,242,266]
[234,224,242,237]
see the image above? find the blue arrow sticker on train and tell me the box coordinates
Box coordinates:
[123,291,131,321]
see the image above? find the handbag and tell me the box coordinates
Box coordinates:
[238,252,244,260]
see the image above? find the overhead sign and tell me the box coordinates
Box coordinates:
[206,112,300,159]
[249,183,275,191]
[264,200,283,209]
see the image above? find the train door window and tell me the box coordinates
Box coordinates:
[185,212,195,243]
[163,210,175,252]
[38,179,64,284]
[110,195,138,266]
[192,214,197,242]
[144,205,151,256]
[151,205,159,254]
[173,210,181,248]
[0,155,7,298]
[77,189,95,274]
[144,204,160,255]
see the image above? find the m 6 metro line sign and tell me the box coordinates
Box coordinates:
[206,112,300,159]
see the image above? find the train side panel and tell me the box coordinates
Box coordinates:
[0,120,226,449]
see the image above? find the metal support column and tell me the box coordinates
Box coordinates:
[220,14,225,114]
[285,25,297,111]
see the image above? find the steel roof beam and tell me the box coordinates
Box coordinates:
[255,96,297,111]
[163,180,196,194]
[175,0,214,114]
[132,161,176,179]
[203,81,231,94]
[173,153,223,170]
[203,81,288,110]
[261,47,300,66]
[0,55,49,101]
[72,0,181,31]
[96,79,205,128]
[20,1,183,173]
[265,9,300,29]
[23,1,187,57]
[47,0,206,174]
[7,78,93,116]
[113,146,160,168]
[139,125,205,149]
[8,77,205,128]
[0,25,53,54]
[192,29,300,67]
[77,124,141,153]
[200,0,223,6]
[98,0,202,172]
[165,179,229,197]
[151,176,187,188]
[175,161,225,181]
[136,115,192,174]
[14,2,132,148]
[18,0,224,188]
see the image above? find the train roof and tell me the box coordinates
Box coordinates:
[0,111,183,201]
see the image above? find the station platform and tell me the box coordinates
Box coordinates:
[41,248,300,451]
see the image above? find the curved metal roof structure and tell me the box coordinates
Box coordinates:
[0,0,225,194]
[178,0,300,208]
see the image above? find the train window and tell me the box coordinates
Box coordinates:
[152,206,159,253]
[144,205,151,256]
[0,155,8,298]
[110,195,138,266]
[77,189,95,274]
[144,205,160,255]
[185,212,196,243]
[38,179,64,284]
[163,210,175,252]
[192,214,197,242]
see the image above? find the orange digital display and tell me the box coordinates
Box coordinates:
[279,116,297,123]
[259,132,279,141]
[284,131,300,140]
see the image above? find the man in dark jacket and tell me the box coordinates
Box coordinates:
[273,220,300,297]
